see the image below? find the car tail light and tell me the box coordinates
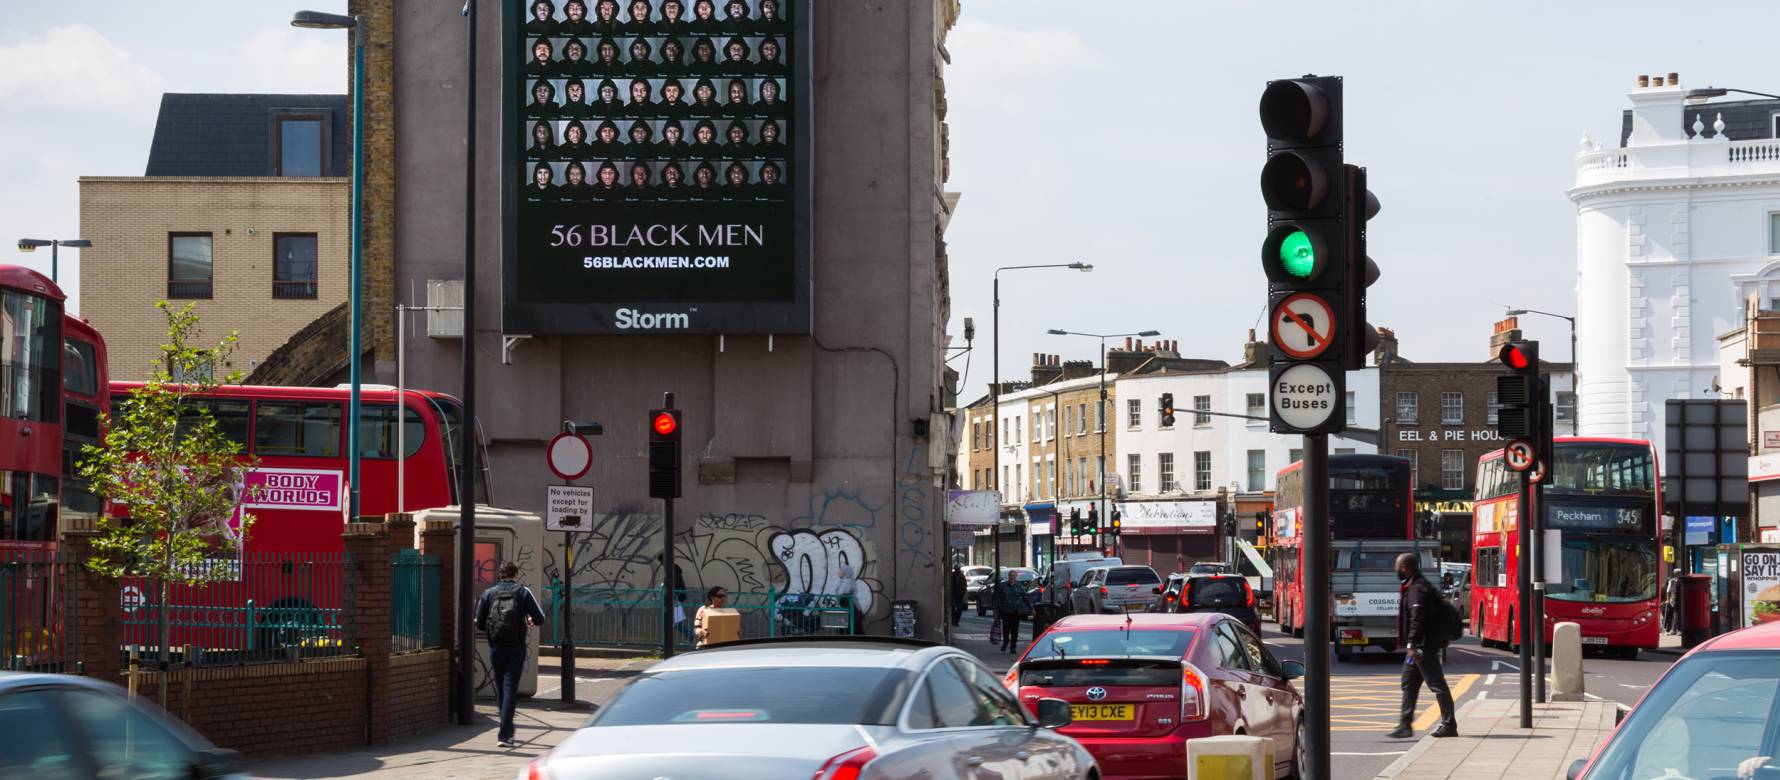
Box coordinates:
[1099,586,1108,597]
[1180,662,1208,721]
[526,758,555,780]
[813,745,878,780]
[1246,585,1256,608]
[1004,665,1019,690]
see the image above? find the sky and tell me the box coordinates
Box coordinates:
[942,0,1780,403]
[1,1,1775,395]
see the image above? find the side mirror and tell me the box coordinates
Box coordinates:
[1567,758,1589,780]
[1280,660,1306,680]
[193,748,242,779]
[1035,697,1073,729]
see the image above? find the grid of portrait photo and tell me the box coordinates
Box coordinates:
[519,0,792,203]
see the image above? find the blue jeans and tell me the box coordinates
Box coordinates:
[489,644,526,742]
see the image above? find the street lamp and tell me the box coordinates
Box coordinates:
[1506,307,1578,434]
[1687,87,1780,102]
[16,238,92,284]
[992,262,1091,578]
[1047,328,1160,557]
[291,10,366,525]
[454,0,482,726]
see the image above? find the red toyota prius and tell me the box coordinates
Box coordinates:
[1005,613,1306,780]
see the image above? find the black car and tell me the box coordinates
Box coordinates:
[1162,574,1261,635]
[0,672,243,778]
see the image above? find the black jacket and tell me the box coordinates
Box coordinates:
[1398,574,1448,649]
[474,581,547,647]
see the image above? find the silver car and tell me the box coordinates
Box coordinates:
[524,637,1098,780]
[1070,565,1164,614]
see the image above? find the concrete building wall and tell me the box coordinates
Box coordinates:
[78,176,350,380]
[386,0,953,638]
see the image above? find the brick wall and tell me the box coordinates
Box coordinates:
[348,0,398,370]
[76,176,349,381]
[385,649,450,740]
[132,659,369,756]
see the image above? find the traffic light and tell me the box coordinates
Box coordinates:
[1254,510,1268,536]
[1260,75,1380,433]
[1110,509,1122,532]
[648,407,682,499]
[1495,340,1553,471]
[1069,507,1084,537]
[1160,393,1176,428]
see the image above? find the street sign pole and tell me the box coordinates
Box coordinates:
[559,488,582,709]
[1518,467,1533,728]
[1303,433,1331,780]
[660,392,679,660]
[545,427,596,710]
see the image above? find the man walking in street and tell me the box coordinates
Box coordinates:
[1663,568,1682,634]
[994,569,1031,653]
[1390,552,1458,739]
[949,565,967,626]
[475,561,546,748]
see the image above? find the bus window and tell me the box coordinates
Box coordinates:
[360,404,427,459]
[254,401,342,457]
[63,339,97,397]
[1,471,59,542]
[1,290,62,424]
[179,399,250,449]
[429,397,490,506]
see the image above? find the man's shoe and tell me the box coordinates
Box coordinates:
[1431,722,1460,738]
[1386,725,1414,739]
[497,739,516,748]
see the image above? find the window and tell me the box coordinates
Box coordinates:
[1396,392,1418,424]
[1095,456,1104,494]
[1094,401,1104,432]
[1487,391,1500,425]
[1556,392,1577,428]
[275,113,326,176]
[1247,450,1265,492]
[1064,406,1073,437]
[178,398,250,449]
[1193,395,1211,426]
[1335,447,1356,455]
[1345,391,1357,424]
[1,471,59,543]
[167,233,213,299]
[1001,419,1007,447]
[1015,465,1022,500]
[1046,407,1056,440]
[1441,392,1464,425]
[1128,454,1142,493]
[1002,466,1008,493]
[273,233,319,299]
[1015,415,1022,444]
[960,661,1029,726]
[254,401,343,457]
[1194,451,1212,492]
[971,421,980,450]
[361,404,427,459]
[1079,403,1088,434]
[0,689,86,780]
[1396,449,1418,486]
[1,290,61,424]
[1159,452,1176,492]
[57,688,193,780]
[1079,457,1089,495]
[1128,398,1142,428]
[1289,448,1303,464]
[1032,413,1041,443]
[1046,460,1056,498]
[1065,460,1074,496]
[1772,212,1780,254]
[1441,449,1464,491]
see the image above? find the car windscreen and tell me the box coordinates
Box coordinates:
[1580,651,1780,780]
[1025,629,1194,661]
[1107,568,1160,586]
[594,667,912,726]
[1019,658,1182,688]
[1186,578,1247,608]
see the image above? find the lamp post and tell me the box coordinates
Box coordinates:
[993,263,1091,579]
[291,10,366,525]
[1687,87,1780,102]
[1047,328,1160,556]
[1506,307,1577,434]
[16,238,92,284]
[455,0,480,726]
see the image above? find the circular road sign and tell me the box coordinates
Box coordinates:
[547,432,593,481]
[1529,459,1547,485]
[1504,439,1535,473]
[1271,293,1338,360]
[121,585,145,615]
[1272,363,1339,431]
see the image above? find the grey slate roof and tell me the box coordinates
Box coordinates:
[145,93,350,177]
[1619,98,1780,146]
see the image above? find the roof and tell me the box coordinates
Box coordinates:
[145,93,350,177]
[1048,612,1219,630]
[1693,619,1780,652]
[0,264,65,302]
[1620,97,1780,146]
[660,637,947,672]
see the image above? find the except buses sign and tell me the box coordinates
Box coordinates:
[1272,363,1339,431]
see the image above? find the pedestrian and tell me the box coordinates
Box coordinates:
[1390,553,1458,739]
[994,570,1031,653]
[474,562,546,749]
[694,586,727,648]
[1663,568,1682,634]
[659,555,692,644]
[949,565,967,626]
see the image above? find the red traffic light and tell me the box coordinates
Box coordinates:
[1499,344,1532,370]
[653,412,679,436]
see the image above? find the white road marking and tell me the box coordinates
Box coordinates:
[1492,660,1520,672]
[1618,684,1647,689]
[1584,693,1604,701]
[1475,691,1488,700]
[1333,751,1408,756]
[1485,674,1498,685]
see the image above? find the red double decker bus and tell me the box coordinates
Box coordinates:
[1471,437,1662,654]
[1271,454,1417,642]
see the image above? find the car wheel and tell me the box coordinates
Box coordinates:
[1334,644,1352,663]
[1289,717,1308,780]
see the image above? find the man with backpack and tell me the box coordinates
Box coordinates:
[474,561,547,748]
[1389,552,1459,739]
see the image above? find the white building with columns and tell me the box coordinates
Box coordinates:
[1571,73,1780,455]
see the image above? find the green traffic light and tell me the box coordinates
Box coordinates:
[1279,229,1315,278]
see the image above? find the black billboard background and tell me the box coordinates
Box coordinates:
[503,0,811,334]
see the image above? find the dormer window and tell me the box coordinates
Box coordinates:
[274,111,328,176]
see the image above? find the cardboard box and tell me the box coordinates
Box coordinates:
[701,607,742,645]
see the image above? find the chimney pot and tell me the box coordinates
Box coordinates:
[1653,75,1665,87]
[1638,74,1650,88]
[1668,72,1679,86]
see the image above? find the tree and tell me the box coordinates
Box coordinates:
[79,302,257,699]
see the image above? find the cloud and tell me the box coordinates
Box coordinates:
[0,24,164,115]
[199,27,345,94]
[947,18,1103,76]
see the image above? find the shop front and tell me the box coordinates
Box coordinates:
[1115,499,1221,573]
[1024,502,1056,573]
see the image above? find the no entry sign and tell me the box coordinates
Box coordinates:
[547,432,592,481]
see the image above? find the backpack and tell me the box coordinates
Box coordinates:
[1430,588,1463,643]
[485,582,529,646]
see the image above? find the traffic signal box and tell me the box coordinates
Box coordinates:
[648,408,682,499]
[1495,341,1553,469]
[1160,393,1176,428]
[1260,76,1380,435]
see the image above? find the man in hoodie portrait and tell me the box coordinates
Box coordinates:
[525,79,559,117]
[559,78,593,117]
[623,0,655,34]
[625,37,657,76]
[558,0,594,34]
[526,0,559,33]
[656,79,689,118]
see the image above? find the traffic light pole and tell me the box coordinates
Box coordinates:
[1517,467,1533,728]
[1302,433,1332,780]
[660,391,678,660]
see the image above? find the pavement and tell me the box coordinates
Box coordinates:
[249,656,647,780]
[1374,698,1617,779]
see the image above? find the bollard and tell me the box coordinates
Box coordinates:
[1187,735,1274,780]
[1551,621,1584,702]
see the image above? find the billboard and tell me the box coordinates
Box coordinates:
[504,0,810,335]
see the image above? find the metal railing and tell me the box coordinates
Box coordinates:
[391,549,441,653]
[272,280,318,299]
[166,279,213,299]
[543,587,854,650]
[0,549,79,673]
[121,552,356,666]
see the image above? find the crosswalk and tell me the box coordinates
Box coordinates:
[1328,673,1478,731]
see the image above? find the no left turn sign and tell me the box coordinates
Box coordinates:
[1271,293,1337,360]
[1505,439,1535,472]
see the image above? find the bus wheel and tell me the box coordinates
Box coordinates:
[1507,614,1520,654]
[1615,647,1639,660]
